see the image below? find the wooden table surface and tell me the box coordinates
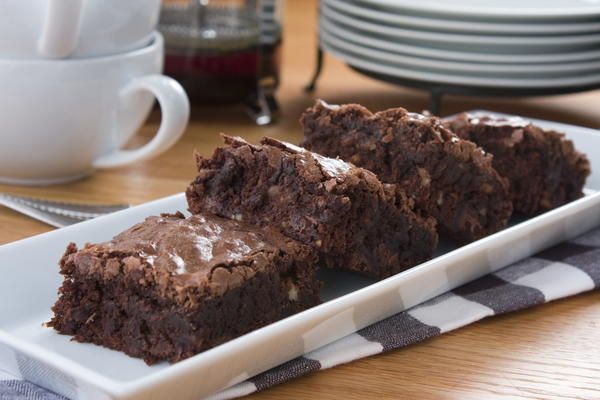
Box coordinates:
[2,1,600,398]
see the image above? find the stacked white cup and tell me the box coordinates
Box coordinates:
[0,0,190,185]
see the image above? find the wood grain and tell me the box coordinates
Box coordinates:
[1,0,599,398]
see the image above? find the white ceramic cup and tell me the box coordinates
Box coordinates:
[0,32,190,185]
[0,0,161,59]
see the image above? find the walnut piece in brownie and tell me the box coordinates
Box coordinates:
[186,135,437,279]
[300,100,513,243]
[445,112,591,215]
[48,212,321,365]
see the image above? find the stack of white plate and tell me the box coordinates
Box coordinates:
[319,0,600,92]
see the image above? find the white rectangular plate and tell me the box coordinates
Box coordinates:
[1,113,599,400]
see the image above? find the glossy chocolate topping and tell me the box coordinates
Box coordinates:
[262,137,352,178]
[104,213,285,276]
[465,112,530,129]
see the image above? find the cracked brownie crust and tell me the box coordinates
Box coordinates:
[186,135,438,279]
[48,212,320,364]
[300,100,513,243]
[445,113,591,215]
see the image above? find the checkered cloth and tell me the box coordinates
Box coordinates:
[2,227,599,400]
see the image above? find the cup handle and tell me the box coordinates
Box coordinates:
[38,0,85,58]
[92,75,190,169]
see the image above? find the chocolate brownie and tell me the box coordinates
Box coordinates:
[186,135,437,279]
[445,113,591,215]
[48,212,320,365]
[300,100,513,243]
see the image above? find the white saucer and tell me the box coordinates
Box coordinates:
[320,19,600,65]
[0,171,93,187]
[353,0,600,20]
[320,28,600,79]
[320,39,600,89]
[325,0,600,35]
[322,6,600,53]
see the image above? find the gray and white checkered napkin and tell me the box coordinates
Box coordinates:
[2,227,600,400]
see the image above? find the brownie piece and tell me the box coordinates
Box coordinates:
[445,113,591,215]
[300,100,513,243]
[186,135,437,279]
[48,212,320,365]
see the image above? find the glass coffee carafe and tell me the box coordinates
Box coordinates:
[159,0,283,125]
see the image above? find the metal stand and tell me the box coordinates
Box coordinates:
[245,83,279,126]
[245,0,281,125]
[305,47,324,92]
[429,89,443,115]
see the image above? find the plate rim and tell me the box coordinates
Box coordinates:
[351,0,600,19]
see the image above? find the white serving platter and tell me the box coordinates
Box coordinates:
[0,114,599,399]
[320,18,600,65]
[326,0,600,35]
